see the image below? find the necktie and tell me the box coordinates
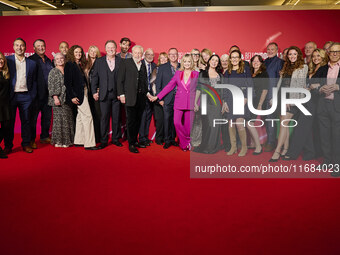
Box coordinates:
[148,63,151,91]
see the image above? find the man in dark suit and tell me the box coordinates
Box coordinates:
[5,38,37,153]
[29,39,54,149]
[138,48,156,146]
[264,42,284,152]
[117,45,148,153]
[155,48,180,149]
[91,40,122,149]
[317,42,340,174]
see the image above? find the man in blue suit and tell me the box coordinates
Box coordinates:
[5,38,37,153]
[264,42,284,152]
[155,48,180,149]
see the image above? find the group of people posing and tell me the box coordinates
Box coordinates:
[0,37,339,168]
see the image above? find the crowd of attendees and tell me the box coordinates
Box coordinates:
[0,37,339,174]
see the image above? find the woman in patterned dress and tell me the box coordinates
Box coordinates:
[48,52,74,147]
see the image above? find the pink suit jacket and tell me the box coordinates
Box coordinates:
[157,70,199,110]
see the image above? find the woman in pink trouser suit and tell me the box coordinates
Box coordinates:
[151,54,199,151]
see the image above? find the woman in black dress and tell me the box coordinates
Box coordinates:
[194,55,229,153]
[283,48,329,160]
[249,55,269,155]
[0,52,11,158]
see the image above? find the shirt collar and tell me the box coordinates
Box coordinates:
[15,55,25,63]
[328,60,340,68]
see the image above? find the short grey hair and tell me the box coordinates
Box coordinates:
[132,45,144,53]
[220,54,229,61]
[53,52,65,66]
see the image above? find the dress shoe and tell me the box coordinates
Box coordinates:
[140,141,150,147]
[156,140,163,145]
[74,144,84,147]
[30,141,37,149]
[171,141,179,147]
[147,139,153,144]
[129,145,139,153]
[98,143,108,149]
[23,146,33,153]
[163,142,171,149]
[85,146,99,150]
[135,142,146,148]
[112,140,123,147]
[4,148,12,154]
[0,148,8,159]
[40,137,51,144]
[264,143,275,152]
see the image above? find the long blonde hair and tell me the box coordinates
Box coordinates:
[308,49,329,75]
[0,52,9,79]
[199,48,212,67]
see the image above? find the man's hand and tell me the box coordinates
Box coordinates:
[93,93,99,101]
[159,101,164,106]
[120,95,126,104]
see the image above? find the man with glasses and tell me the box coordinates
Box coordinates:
[317,42,340,174]
[155,48,180,149]
[139,48,156,146]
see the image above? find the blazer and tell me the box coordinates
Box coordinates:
[117,58,148,107]
[6,55,37,101]
[29,53,54,101]
[155,61,180,105]
[264,56,284,100]
[157,70,199,110]
[317,64,340,112]
[64,61,87,105]
[144,60,157,94]
[91,56,121,101]
[277,64,308,99]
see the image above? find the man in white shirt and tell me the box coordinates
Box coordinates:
[5,38,37,154]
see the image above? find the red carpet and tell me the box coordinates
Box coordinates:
[1,136,340,255]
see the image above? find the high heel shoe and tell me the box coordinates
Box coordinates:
[269,151,281,162]
[280,148,288,159]
[252,146,263,155]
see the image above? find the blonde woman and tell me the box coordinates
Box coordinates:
[0,52,11,158]
[150,54,199,151]
[191,48,200,71]
[85,45,102,143]
[199,48,212,70]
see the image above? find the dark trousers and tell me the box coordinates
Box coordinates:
[126,93,146,145]
[153,102,164,143]
[318,98,340,164]
[6,92,32,148]
[287,100,315,160]
[265,100,277,145]
[0,120,11,146]
[99,91,120,144]
[30,98,52,141]
[139,100,153,142]
[163,103,176,143]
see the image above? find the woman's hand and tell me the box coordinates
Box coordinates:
[194,103,199,112]
[222,102,229,113]
[54,97,61,106]
[72,97,80,105]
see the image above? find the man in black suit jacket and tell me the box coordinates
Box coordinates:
[155,48,180,149]
[91,40,122,149]
[29,39,54,148]
[139,48,157,146]
[317,42,340,173]
[5,38,37,154]
[117,45,148,153]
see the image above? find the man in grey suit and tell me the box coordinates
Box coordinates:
[91,40,122,149]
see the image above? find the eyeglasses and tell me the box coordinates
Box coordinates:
[230,57,240,59]
[191,53,200,57]
[329,51,340,55]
